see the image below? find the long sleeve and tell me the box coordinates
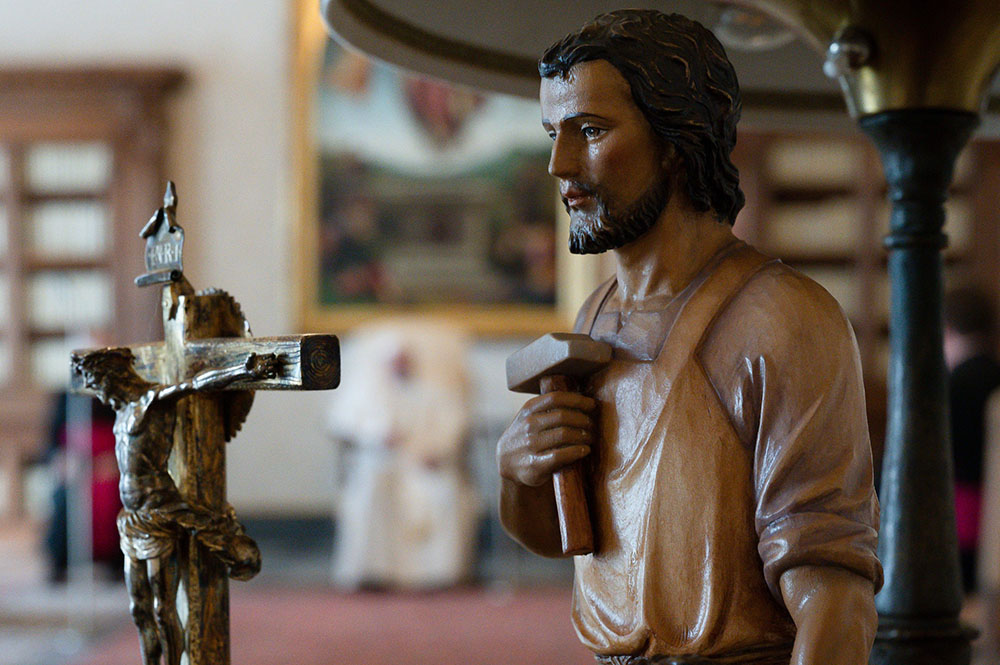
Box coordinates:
[701,263,882,601]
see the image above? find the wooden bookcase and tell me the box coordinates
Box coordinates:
[0,68,183,519]
[731,131,996,461]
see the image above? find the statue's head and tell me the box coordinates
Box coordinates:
[71,347,145,408]
[539,10,743,253]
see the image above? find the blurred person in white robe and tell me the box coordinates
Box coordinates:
[326,319,479,589]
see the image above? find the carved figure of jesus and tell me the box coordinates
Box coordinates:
[498,10,882,665]
[71,349,280,665]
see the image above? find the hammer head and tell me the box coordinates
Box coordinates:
[507,332,612,394]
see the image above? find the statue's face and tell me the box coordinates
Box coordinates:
[81,370,114,407]
[80,360,132,409]
[540,60,670,254]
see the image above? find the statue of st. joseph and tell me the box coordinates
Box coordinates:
[498,10,882,665]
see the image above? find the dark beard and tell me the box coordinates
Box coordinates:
[567,176,671,255]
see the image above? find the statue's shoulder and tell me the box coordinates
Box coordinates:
[700,257,864,433]
[714,258,856,351]
[748,260,846,318]
[122,389,162,435]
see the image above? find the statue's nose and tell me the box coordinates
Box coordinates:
[548,134,580,180]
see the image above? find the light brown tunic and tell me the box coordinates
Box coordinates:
[570,243,881,662]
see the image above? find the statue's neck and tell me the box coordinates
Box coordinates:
[613,200,736,309]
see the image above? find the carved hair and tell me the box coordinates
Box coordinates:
[71,347,151,400]
[539,9,744,224]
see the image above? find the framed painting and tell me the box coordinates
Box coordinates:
[292,2,602,336]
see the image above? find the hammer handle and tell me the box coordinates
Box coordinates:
[539,374,594,556]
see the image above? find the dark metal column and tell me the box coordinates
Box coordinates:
[860,109,979,665]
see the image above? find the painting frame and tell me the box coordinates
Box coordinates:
[291,0,604,337]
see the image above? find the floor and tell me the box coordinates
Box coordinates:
[0,520,588,665]
[0,522,127,665]
[2,520,998,665]
[73,587,595,665]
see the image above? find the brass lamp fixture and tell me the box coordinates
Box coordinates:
[731,0,1000,116]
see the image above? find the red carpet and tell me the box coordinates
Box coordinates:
[73,586,595,665]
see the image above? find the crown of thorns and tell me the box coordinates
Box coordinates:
[71,347,135,378]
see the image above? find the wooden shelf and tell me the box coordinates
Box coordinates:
[783,252,967,268]
[24,255,108,271]
[22,189,107,203]
[771,186,857,203]
[28,327,75,340]
[780,252,858,266]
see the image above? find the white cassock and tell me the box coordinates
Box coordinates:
[326,319,479,589]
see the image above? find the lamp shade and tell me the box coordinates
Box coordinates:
[320,0,835,101]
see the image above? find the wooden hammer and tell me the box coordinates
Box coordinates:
[506,333,612,555]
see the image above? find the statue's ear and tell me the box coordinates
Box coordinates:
[661,142,677,168]
[661,142,687,187]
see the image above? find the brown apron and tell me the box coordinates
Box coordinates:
[572,245,795,663]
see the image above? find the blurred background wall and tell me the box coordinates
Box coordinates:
[0,0,410,516]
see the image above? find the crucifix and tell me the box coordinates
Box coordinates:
[71,182,340,665]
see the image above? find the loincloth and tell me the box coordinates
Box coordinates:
[117,504,187,560]
[117,503,261,579]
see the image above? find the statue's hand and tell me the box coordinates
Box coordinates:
[497,391,596,487]
[245,353,281,379]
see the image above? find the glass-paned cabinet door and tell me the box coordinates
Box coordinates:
[26,270,112,332]
[25,268,112,390]
[25,142,112,193]
[0,338,9,386]
[0,144,8,260]
[27,201,108,260]
[30,337,77,390]
[0,274,7,384]
[766,197,862,256]
[0,274,8,328]
[0,143,9,190]
[0,199,7,261]
[21,141,115,389]
[24,142,112,261]
[765,138,864,189]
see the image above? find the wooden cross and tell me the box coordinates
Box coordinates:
[72,183,339,665]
